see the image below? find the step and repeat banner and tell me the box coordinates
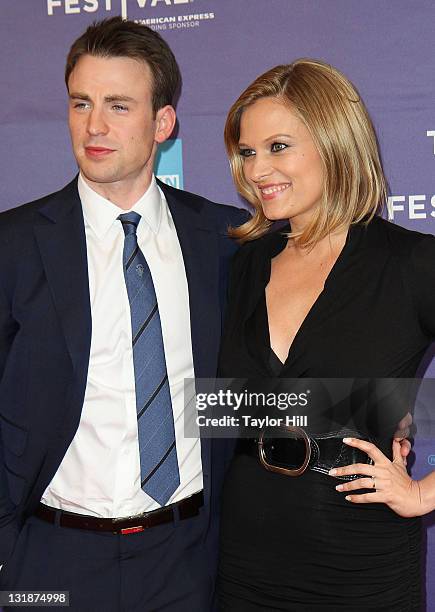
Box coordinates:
[1,0,435,608]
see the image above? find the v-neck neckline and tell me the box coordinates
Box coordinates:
[264,223,358,368]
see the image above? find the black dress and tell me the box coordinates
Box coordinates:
[218,216,435,611]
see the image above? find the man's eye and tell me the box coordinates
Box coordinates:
[239,148,255,158]
[271,142,288,153]
[113,104,128,112]
[73,102,89,110]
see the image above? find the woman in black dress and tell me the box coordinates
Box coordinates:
[218,59,435,611]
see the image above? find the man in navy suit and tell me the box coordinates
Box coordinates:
[0,17,244,611]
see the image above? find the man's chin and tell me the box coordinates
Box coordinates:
[80,169,119,186]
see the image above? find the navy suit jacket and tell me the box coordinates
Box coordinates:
[0,177,246,565]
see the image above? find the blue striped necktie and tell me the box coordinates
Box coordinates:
[118,211,180,506]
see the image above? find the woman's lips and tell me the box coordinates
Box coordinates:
[258,182,291,200]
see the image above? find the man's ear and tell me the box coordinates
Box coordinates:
[154,105,176,144]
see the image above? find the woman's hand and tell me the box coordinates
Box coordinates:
[329,437,424,518]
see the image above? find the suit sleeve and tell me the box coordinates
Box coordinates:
[0,276,20,565]
[408,234,435,339]
[221,242,249,327]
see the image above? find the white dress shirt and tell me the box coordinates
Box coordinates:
[41,175,203,517]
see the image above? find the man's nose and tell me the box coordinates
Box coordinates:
[86,107,109,136]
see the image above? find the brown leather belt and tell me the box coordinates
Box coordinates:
[34,491,204,535]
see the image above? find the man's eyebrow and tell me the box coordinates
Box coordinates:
[69,92,91,100]
[68,93,136,103]
[104,95,136,103]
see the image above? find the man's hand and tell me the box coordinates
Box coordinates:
[393,412,413,464]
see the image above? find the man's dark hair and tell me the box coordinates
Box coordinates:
[65,17,181,113]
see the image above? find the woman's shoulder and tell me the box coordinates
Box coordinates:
[366,215,435,257]
[227,227,286,298]
[232,224,288,266]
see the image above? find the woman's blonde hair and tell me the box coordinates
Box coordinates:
[224,59,387,246]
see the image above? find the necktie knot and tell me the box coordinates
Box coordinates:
[118,211,141,237]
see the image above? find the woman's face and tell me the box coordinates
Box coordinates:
[239,97,324,229]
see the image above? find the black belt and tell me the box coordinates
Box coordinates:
[35,491,204,535]
[236,428,374,481]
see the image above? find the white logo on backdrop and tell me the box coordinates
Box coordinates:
[387,131,435,222]
[388,195,435,221]
[47,0,210,19]
[157,174,180,188]
[426,130,435,154]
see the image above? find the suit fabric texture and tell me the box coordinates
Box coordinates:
[0,177,246,610]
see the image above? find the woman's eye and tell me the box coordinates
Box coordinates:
[271,142,288,153]
[239,148,255,158]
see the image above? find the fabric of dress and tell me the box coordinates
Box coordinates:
[217,216,435,611]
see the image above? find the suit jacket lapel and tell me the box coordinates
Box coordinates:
[34,179,221,412]
[33,179,92,387]
[160,183,221,380]
[160,183,222,499]
[34,180,221,386]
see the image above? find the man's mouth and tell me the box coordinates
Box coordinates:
[85,146,115,158]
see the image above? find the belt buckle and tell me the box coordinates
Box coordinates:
[258,425,311,477]
[120,525,145,535]
[112,510,150,535]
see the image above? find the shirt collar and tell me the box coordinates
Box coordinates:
[78,174,162,240]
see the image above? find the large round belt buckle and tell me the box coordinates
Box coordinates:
[258,425,311,477]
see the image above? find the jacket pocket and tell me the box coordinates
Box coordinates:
[3,464,26,506]
[0,414,28,457]
[0,415,28,506]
